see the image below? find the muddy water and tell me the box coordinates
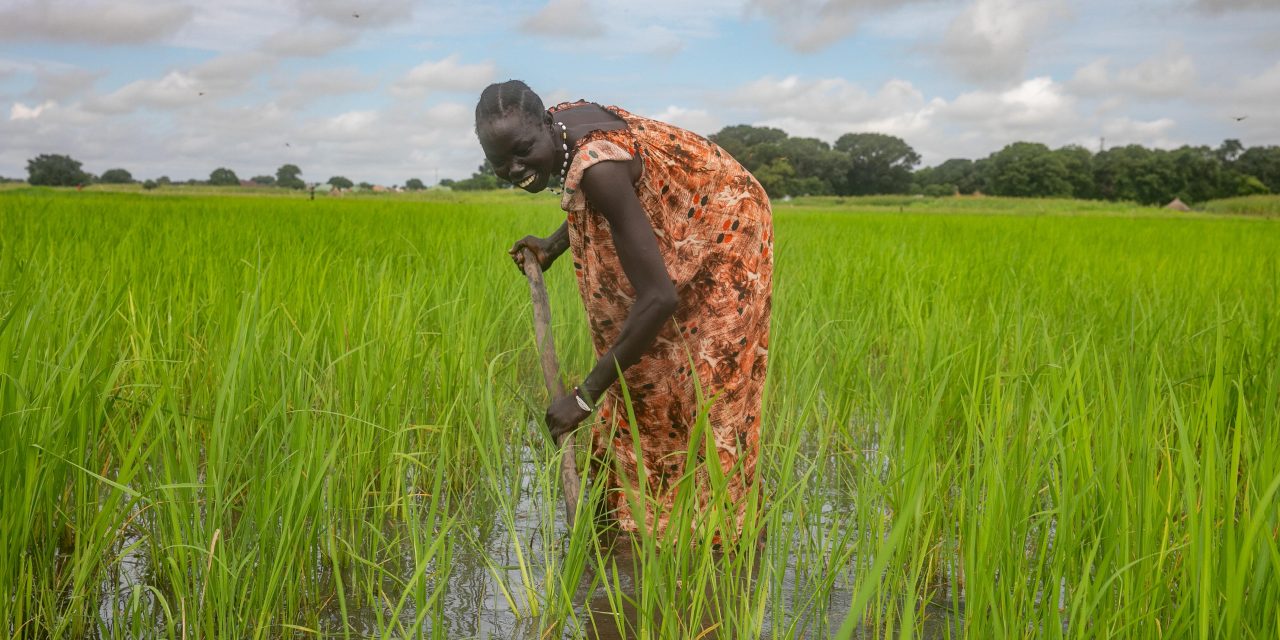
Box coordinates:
[90,446,962,639]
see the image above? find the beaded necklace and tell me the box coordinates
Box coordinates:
[554,121,570,190]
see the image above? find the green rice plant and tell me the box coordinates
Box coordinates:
[1200,194,1280,217]
[2,190,1277,638]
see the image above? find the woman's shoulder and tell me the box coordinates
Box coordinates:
[548,99,592,115]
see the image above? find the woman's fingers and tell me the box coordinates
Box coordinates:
[510,240,532,271]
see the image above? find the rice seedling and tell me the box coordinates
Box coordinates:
[1,189,1277,638]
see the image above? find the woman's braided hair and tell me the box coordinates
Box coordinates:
[475,80,545,134]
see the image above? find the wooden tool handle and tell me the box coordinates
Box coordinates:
[520,248,582,529]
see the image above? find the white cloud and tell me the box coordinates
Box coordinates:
[10,101,57,121]
[170,1,295,52]
[319,110,378,138]
[28,67,102,101]
[89,72,200,114]
[1199,61,1280,136]
[936,0,1068,84]
[274,67,378,108]
[944,77,1076,129]
[1193,0,1280,12]
[191,52,274,93]
[391,55,496,97]
[1069,46,1198,99]
[731,75,936,140]
[303,0,414,28]
[747,0,932,52]
[261,27,357,57]
[0,1,194,45]
[722,73,1104,164]
[87,53,273,114]
[520,0,606,38]
[0,60,24,79]
[1093,116,1181,150]
[646,106,721,137]
[1222,60,1280,107]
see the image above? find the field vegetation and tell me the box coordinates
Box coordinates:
[2,189,1278,638]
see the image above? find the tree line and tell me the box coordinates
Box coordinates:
[20,154,431,193]
[440,127,1278,205]
[22,129,1280,205]
[707,127,1278,205]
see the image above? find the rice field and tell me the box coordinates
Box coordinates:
[2,188,1278,639]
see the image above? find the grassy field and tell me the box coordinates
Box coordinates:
[2,188,1278,639]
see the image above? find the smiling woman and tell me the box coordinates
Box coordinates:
[475,80,774,540]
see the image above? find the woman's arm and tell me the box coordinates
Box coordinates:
[544,221,570,259]
[510,221,569,272]
[544,159,678,437]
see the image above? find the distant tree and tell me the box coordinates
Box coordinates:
[157,176,172,185]
[709,125,790,170]
[776,137,846,195]
[209,167,240,186]
[250,175,276,186]
[451,162,502,190]
[100,168,134,184]
[438,178,456,188]
[984,142,1072,198]
[1093,145,1176,205]
[26,153,91,186]
[357,181,373,190]
[1215,138,1245,165]
[142,179,158,190]
[917,158,979,195]
[405,177,425,190]
[835,132,921,195]
[1235,174,1270,196]
[328,176,354,189]
[921,183,955,197]
[1235,146,1280,193]
[276,164,305,189]
[1168,145,1239,204]
[753,157,798,199]
[1053,145,1095,199]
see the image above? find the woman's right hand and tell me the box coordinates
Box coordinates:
[509,235,556,273]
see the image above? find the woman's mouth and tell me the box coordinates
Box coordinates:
[516,174,536,189]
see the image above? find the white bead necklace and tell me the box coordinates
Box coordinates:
[555,121,569,188]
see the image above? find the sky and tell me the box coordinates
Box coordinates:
[2,0,1278,186]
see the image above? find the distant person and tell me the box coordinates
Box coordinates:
[475,80,773,540]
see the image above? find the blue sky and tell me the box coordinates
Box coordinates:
[2,0,1278,185]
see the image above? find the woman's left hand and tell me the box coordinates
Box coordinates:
[545,394,591,441]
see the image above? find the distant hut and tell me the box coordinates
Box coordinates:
[1164,197,1191,211]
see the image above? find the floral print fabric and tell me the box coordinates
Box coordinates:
[552,101,773,538]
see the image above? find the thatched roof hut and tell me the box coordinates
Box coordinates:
[1164,197,1191,211]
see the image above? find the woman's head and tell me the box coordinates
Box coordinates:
[475,80,557,192]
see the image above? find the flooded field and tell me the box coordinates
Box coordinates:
[3,190,1278,638]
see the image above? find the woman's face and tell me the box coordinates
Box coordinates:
[477,111,556,193]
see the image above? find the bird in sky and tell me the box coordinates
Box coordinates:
[1233,115,1248,122]
[352,12,359,18]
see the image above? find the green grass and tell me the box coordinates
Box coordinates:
[2,190,1278,638]
[1200,194,1280,217]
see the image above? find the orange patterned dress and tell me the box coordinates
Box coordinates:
[552,101,773,539]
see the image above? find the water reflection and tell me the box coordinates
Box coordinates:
[88,444,961,639]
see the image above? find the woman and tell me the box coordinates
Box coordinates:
[475,80,773,539]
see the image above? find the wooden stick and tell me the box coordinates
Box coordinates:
[520,248,582,530]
